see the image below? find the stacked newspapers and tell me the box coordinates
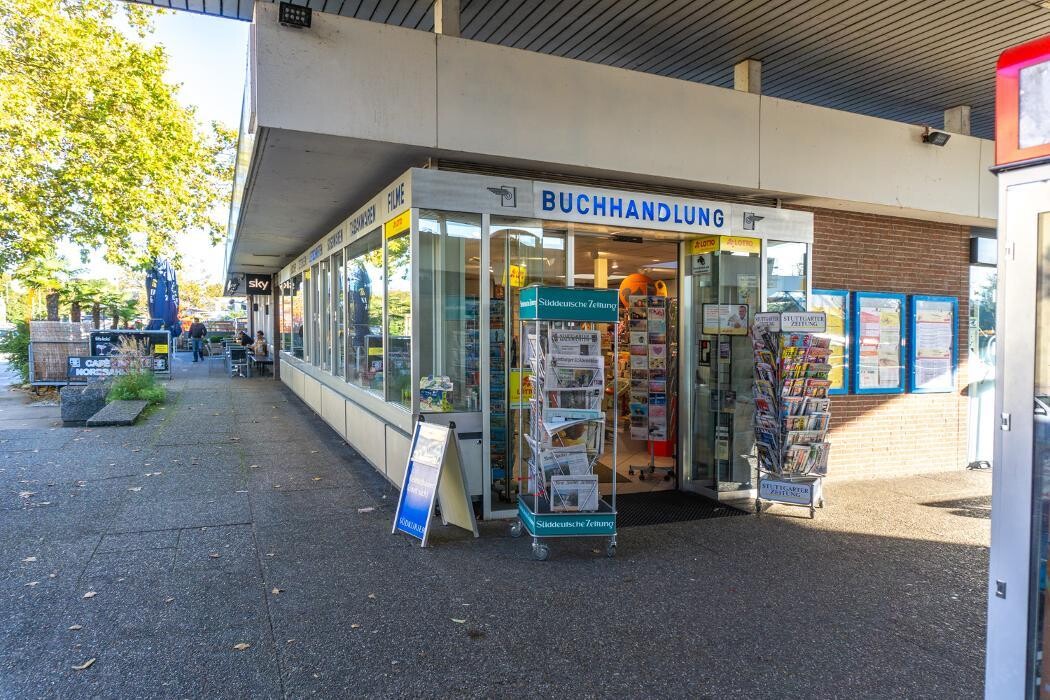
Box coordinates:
[524,329,604,511]
[752,319,832,478]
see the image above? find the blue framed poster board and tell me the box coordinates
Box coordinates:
[908,295,958,393]
[810,289,850,395]
[851,292,906,395]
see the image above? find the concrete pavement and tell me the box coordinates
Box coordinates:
[0,353,990,698]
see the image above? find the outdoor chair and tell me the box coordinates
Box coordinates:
[228,345,248,378]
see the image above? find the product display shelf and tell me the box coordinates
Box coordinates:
[510,302,619,560]
[750,312,832,518]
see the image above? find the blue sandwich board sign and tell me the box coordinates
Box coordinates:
[519,285,620,323]
[393,420,478,546]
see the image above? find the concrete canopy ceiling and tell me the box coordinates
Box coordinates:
[226,128,431,273]
[132,0,1050,139]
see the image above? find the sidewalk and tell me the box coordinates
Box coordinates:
[0,353,990,698]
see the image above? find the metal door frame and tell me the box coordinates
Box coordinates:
[985,164,1050,698]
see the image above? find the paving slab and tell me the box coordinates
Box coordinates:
[0,353,993,698]
[85,400,149,427]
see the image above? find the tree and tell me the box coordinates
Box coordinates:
[0,0,234,272]
[178,278,224,314]
[14,255,72,321]
[61,278,106,323]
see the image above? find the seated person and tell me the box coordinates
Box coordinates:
[237,331,253,347]
[251,331,269,358]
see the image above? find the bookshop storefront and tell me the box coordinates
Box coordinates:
[276,167,814,519]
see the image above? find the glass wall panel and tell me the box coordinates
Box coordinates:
[385,228,412,406]
[417,211,482,412]
[289,274,304,359]
[346,229,384,394]
[333,251,345,377]
[766,240,808,312]
[1032,212,1050,695]
[280,280,293,353]
[319,258,331,372]
[309,265,320,365]
[489,218,566,512]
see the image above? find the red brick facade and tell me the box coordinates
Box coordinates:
[802,207,972,480]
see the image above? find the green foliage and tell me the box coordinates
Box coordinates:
[107,368,166,404]
[0,319,30,383]
[0,0,235,271]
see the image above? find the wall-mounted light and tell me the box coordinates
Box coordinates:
[279,2,312,28]
[922,127,951,146]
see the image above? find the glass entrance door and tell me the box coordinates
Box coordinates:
[685,247,761,496]
[986,175,1050,698]
[484,218,565,517]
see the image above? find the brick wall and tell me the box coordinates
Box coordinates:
[800,207,971,480]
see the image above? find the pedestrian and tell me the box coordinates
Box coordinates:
[188,317,208,363]
[252,330,269,358]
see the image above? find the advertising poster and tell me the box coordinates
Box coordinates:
[810,291,849,393]
[911,297,956,392]
[702,304,749,336]
[854,294,903,392]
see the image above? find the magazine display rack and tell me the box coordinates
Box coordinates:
[751,312,832,518]
[510,286,619,561]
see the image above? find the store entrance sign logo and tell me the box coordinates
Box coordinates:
[487,186,517,207]
[743,211,765,230]
[536,182,727,234]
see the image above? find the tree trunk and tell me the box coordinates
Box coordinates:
[45,292,59,321]
[91,303,100,329]
[110,308,119,329]
[70,301,81,323]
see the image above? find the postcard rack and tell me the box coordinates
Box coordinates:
[510,286,619,560]
[751,312,832,518]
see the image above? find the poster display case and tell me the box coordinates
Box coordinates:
[907,295,958,394]
[851,292,906,395]
[810,289,850,395]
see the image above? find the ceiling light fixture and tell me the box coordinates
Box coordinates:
[922,126,951,147]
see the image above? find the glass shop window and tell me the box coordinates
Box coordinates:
[765,241,809,312]
[417,211,482,412]
[385,225,412,407]
[333,250,345,377]
[345,229,384,395]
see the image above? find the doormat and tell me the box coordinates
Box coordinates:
[614,490,749,528]
[593,463,629,484]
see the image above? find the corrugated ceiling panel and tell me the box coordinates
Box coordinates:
[120,0,1050,137]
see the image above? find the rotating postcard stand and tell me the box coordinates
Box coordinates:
[751,312,832,519]
[510,286,620,560]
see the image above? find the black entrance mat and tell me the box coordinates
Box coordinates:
[614,490,749,528]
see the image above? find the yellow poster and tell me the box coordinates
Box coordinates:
[154,344,169,354]
[690,236,720,255]
[508,264,527,288]
[720,236,761,255]
[508,369,533,408]
[811,293,847,391]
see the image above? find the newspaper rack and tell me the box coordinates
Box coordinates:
[751,311,832,519]
[510,286,620,561]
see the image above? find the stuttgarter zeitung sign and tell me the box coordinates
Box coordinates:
[534,182,730,235]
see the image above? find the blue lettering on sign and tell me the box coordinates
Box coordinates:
[538,188,728,231]
[542,190,555,211]
[309,245,323,263]
[349,205,376,236]
[387,182,405,212]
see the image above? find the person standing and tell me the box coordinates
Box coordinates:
[188,317,208,362]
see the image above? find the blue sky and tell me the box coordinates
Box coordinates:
[73,5,249,284]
